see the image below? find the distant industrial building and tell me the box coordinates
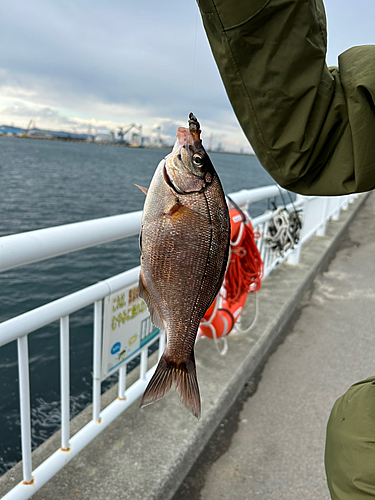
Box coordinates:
[0,124,91,141]
[0,125,26,136]
[0,123,170,149]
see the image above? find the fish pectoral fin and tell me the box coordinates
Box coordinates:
[163,198,197,217]
[134,183,148,196]
[164,199,181,216]
[140,352,201,419]
[139,272,165,330]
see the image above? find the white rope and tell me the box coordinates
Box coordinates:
[211,323,229,357]
[233,292,259,334]
[264,207,302,256]
[200,297,228,356]
[230,217,245,247]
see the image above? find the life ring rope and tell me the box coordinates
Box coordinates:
[199,204,264,347]
[232,292,259,334]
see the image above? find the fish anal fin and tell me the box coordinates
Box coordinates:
[139,272,165,330]
[134,183,148,196]
[140,352,201,419]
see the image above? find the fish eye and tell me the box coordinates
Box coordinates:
[193,153,203,167]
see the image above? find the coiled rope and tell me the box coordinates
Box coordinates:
[264,206,302,257]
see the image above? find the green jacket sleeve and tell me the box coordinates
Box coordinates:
[197,0,375,196]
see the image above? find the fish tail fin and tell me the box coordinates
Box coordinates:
[140,352,201,419]
[174,354,201,419]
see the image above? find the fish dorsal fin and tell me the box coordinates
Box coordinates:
[134,184,148,196]
[139,271,165,330]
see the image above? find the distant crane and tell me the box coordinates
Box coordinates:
[130,124,143,147]
[117,124,143,144]
[21,119,34,138]
[216,141,224,153]
[117,126,126,142]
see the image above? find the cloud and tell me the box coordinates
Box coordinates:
[0,102,83,132]
[1,0,374,152]
[0,0,255,152]
[1,103,72,122]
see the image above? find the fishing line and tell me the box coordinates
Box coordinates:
[276,184,287,209]
[287,190,299,216]
[190,7,199,111]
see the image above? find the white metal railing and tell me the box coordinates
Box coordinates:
[0,185,358,499]
[0,211,143,273]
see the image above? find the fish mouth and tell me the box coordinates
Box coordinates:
[169,128,189,156]
[174,113,201,149]
[176,127,193,147]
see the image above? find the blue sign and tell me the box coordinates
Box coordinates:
[111,342,121,355]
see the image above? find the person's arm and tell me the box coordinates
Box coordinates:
[197,0,375,196]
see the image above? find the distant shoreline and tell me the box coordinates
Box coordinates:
[0,135,255,157]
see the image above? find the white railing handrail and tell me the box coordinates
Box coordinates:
[0,266,140,347]
[0,185,287,274]
[0,212,143,273]
[229,185,288,206]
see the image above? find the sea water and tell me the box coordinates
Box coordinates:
[0,136,277,474]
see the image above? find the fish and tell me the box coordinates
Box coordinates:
[137,113,230,418]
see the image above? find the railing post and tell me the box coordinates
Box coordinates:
[93,300,102,423]
[17,336,33,484]
[60,316,70,451]
[158,330,166,360]
[287,244,301,265]
[287,195,306,265]
[316,197,329,237]
[140,348,148,380]
[331,198,341,221]
[118,365,127,400]
[261,221,270,273]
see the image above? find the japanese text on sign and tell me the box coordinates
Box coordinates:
[101,283,159,380]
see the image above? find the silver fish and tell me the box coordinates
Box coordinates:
[137,113,230,418]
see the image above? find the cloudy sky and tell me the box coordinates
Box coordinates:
[0,0,374,152]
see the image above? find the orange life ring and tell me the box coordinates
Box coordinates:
[199,208,263,340]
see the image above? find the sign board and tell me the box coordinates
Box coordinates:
[101,282,159,380]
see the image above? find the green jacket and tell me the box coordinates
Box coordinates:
[325,377,375,500]
[197,0,375,196]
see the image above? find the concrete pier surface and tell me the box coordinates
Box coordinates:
[175,192,375,500]
[0,192,371,500]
